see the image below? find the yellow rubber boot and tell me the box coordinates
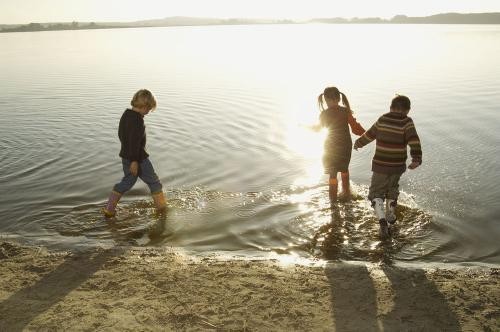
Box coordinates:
[152,191,167,213]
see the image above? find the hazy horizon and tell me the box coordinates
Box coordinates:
[2,0,500,25]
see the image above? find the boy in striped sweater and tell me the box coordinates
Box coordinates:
[354,95,422,238]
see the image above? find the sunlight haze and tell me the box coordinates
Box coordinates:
[1,0,500,24]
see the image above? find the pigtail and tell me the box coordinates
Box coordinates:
[340,92,353,114]
[317,93,325,112]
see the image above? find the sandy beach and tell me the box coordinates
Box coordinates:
[0,241,498,331]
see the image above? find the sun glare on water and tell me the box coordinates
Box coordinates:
[280,94,327,187]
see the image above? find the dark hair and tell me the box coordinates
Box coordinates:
[390,95,411,111]
[317,86,352,113]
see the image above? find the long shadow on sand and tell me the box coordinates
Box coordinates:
[322,204,461,331]
[0,211,169,331]
[380,265,460,331]
[325,262,461,331]
[325,262,379,331]
[0,249,117,331]
[322,203,378,330]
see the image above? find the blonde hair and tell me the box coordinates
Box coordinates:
[131,89,157,111]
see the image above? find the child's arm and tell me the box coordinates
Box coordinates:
[307,111,325,132]
[307,124,322,132]
[126,119,145,176]
[405,119,422,169]
[347,113,365,136]
[353,121,378,150]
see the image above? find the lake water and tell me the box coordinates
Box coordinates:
[1,24,499,266]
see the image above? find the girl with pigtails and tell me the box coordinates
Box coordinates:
[316,86,365,202]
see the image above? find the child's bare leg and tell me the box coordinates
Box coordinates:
[340,171,351,196]
[329,174,338,202]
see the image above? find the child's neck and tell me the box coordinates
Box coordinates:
[132,107,146,116]
[390,109,407,115]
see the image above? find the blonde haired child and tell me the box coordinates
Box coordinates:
[102,89,166,217]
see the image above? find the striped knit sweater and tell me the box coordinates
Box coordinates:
[354,111,422,174]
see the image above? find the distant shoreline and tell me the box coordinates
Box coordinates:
[2,12,500,34]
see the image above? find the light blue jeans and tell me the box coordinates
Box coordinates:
[113,158,163,194]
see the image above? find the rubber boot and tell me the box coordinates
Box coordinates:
[379,219,390,240]
[372,198,389,239]
[102,191,122,218]
[371,198,385,220]
[386,199,397,224]
[152,191,167,213]
[329,177,338,203]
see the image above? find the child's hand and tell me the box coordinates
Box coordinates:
[130,161,139,176]
[307,124,321,132]
[408,161,420,170]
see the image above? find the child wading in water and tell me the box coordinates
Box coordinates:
[354,95,422,238]
[102,89,167,217]
[316,87,365,202]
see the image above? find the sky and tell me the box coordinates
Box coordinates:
[1,0,500,24]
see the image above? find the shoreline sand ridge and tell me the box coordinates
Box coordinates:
[0,241,498,331]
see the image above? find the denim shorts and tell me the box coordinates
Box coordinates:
[113,158,163,194]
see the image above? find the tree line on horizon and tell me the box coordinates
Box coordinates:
[2,12,500,33]
[0,21,114,33]
[312,12,500,24]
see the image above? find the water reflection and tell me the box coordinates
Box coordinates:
[46,200,174,247]
[42,184,434,264]
[1,25,499,264]
[306,194,434,264]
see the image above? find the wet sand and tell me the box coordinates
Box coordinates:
[0,241,498,331]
